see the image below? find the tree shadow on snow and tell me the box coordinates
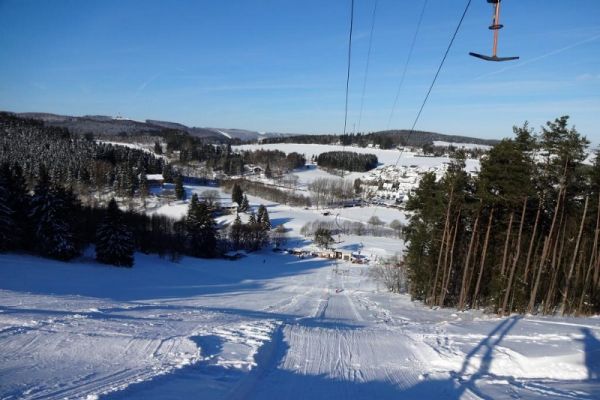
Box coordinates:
[399,316,600,400]
[579,328,600,381]
[103,334,247,400]
[0,251,335,302]
[269,217,292,227]
[94,314,600,399]
[239,316,600,400]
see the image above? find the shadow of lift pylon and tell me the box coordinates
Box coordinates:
[470,0,519,62]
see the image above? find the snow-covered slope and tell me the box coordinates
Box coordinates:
[1,246,599,399]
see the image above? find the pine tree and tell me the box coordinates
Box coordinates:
[229,214,242,250]
[139,171,149,199]
[240,194,250,212]
[186,194,218,257]
[265,163,272,179]
[0,179,15,252]
[257,204,271,231]
[232,183,244,206]
[0,163,29,250]
[95,198,134,267]
[175,174,186,200]
[29,166,80,261]
[314,228,334,249]
[154,141,163,155]
[162,164,174,183]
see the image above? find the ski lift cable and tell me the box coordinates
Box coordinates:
[355,0,379,135]
[342,0,355,137]
[386,0,428,130]
[365,0,472,227]
[392,0,472,170]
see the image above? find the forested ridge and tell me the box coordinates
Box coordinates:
[0,113,277,266]
[0,112,165,194]
[404,116,600,315]
[260,129,497,149]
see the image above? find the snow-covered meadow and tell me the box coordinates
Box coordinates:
[234,143,481,190]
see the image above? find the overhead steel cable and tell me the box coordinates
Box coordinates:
[386,0,428,130]
[356,0,379,135]
[391,0,473,168]
[366,0,473,227]
[342,0,355,137]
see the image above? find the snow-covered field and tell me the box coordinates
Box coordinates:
[433,141,492,150]
[2,248,599,399]
[234,143,481,172]
[234,143,481,196]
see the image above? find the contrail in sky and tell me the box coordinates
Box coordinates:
[474,32,600,80]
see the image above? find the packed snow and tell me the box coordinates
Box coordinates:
[1,249,599,399]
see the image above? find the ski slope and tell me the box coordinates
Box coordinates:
[1,247,599,399]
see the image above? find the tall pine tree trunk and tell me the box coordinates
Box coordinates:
[459,210,480,310]
[561,196,589,315]
[429,217,449,306]
[544,217,567,314]
[438,214,456,306]
[430,187,454,305]
[501,198,527,315]
[579,193,600,314]
[528,185,564,314]
[500,212,515,276]
[440,211,461,307]
[523,198,542,283]
[473,208,494,308]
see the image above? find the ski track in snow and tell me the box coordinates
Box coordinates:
[1,250,600,399]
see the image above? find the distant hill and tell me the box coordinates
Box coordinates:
[7,111,498,147]
[371,129,499,147]
[260,129,499,148]
[12,112,295,142]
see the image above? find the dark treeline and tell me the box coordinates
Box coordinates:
[228,205,272,251]
[316,151,378,172]
[404,116,600,316]
[0,162,185,265]
[222,179,312,208]
[260,130,497,149]
[0,113,165,195]
[160,131,306,176]
[159,130,245,175]
[300,218,403,239]
[240,149,306,173]
[0,162,275,266]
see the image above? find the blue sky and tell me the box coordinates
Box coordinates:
[0,0,599,142]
